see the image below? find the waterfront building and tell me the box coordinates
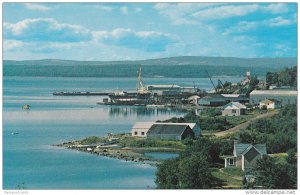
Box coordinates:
[222,102,246,116]
[223,143,267,173]
[188,95,200,105]
[131,122,201,138]
[198,94,248,106]
[250,90,297,106]
[131,122,154,137]
[147,124,195,141]
[146,85,181,95]
[259,99,282,109]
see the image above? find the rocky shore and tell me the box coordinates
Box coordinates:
[54,141,156,164]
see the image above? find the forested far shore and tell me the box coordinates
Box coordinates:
[3,64,294,78]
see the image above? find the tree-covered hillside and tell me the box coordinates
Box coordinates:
[2,64,290,78]
[266,66,297,87]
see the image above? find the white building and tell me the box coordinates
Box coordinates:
[222,102,247,116]
[259,99,281,109]
[188,95,200,105]
[131,122,154,137]
[131,122,201,137]
[146,85,181,95]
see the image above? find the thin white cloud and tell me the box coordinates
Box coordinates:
[93,28,177,52]
[263,3,289,14]
[268,16,294,27]
[120,6,128,15]
[24,3,51,11]
[154,3,291,25]
[94,5,113,12]
[223,16,295,35]
[3,40,25,51]
[192,4,259,21]
[154,3,218,25]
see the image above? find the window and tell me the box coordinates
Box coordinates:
[228,158,234,166]
[141,132,145,136]
[232,110,236,113]
[134,131,138,135]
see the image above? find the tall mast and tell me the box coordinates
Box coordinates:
[137,67,148,94]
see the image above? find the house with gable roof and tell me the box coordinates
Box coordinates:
[223,142,267,173]
[222,102,247,116]
[259,99,282,109]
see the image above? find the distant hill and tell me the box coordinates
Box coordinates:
[3,56,297,78]
[4,56,297,68]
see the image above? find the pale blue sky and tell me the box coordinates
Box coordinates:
[3,2,297,60]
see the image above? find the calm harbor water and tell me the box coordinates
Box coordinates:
[3,76,243,189]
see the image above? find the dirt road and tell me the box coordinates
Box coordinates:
[211,111,279,137]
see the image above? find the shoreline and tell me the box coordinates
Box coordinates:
[53,139,181,165]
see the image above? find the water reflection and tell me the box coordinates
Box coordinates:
[108,106,187,118]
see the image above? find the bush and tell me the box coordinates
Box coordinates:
[239,105,297,153]
[200,117,233,131]
[80,136,106,145]
[119,137,186,149]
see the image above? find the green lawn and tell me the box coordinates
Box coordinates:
[119,136,186,150]
[211,168,243,189]
[270,153,288,165]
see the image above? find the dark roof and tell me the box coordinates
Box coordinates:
[243,147,261,162]
[203,94,224,99]
[147,124,190,136]
[234,143,267,156]
[253,144,267,155]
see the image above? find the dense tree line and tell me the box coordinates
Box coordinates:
[248,151,297,189]
[266,66,297,87]
[239,104,297,153]
[155,137,233,189]
[163,111,234,132]
[4,64,285,78]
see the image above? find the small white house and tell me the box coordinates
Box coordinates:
[188,95,200,105]
[259,99,281,109]
[222,102,246,116]
[131,122,154,137]
[131,122,201,137]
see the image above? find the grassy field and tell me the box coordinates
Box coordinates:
[211,167,243,189]
[119,136,186,150]
[270,153,288,165]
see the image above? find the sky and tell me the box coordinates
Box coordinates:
[3,2,298,61]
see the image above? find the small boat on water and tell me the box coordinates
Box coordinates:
[22,104,30,110]
[11,132,19,135]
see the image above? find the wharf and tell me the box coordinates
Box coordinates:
[53,91,110,96]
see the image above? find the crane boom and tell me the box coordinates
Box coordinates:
[205,70,217,91]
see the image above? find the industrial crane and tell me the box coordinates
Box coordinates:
[205,70,217,92]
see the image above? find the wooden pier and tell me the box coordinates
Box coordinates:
[53,91,110,96]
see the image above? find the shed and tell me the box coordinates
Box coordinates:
[222,102,246,116]
[147,124,195,141]
[259,99,282,109]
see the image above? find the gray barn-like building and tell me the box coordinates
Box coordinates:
[147,124,195,141]
[250,90,297,106]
